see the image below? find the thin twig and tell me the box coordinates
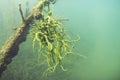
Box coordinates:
[19,3,25,22]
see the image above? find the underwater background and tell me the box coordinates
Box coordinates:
[0,0,120,80]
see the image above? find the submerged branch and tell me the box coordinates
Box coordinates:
[0,0,49,77]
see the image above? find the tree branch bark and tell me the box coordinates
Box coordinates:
[0,0,47,77]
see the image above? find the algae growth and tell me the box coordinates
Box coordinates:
[29,0,80,75]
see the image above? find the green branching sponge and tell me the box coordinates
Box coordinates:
[29,0,80,76]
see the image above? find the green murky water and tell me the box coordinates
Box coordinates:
[0,0,120,80]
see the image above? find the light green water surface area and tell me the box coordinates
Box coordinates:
[0,0,120,80]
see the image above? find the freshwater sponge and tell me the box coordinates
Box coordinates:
[29,2,80,76]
